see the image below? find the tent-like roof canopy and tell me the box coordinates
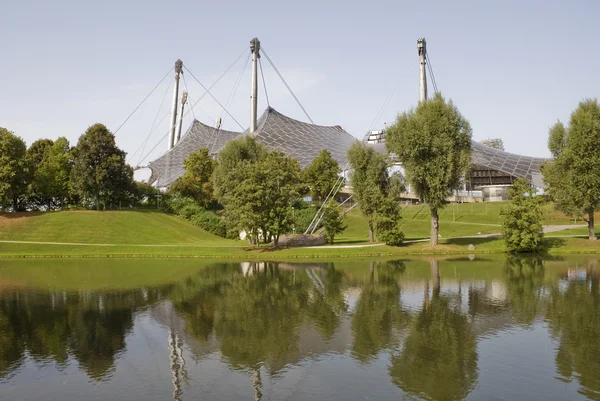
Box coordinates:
[149,107,357,187]
[148,107,548,188]
[148,120,241,187]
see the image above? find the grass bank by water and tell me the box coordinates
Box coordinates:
[0,208,599,258]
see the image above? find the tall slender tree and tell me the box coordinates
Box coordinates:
[347,141,390,242]
[0,128,30,211]
[386,93,472,245]
[543,99,600,240]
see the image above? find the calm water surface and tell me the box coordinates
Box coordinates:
[0,256,599,401]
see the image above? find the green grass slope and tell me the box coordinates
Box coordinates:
[0,210,238,246]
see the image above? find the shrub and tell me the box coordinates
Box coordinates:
[501,178,545,253]
[379,225,405,246]
[190,210,227,238]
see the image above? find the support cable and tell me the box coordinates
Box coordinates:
[137,49,247,165]
[209,53,250,153]
[365,58,411,137]
[426,51,439,94]
[132,80,172,165]
[259,58,270,107]
[261,47,314,124]
[114,67,173,135]
[184,65,245,131]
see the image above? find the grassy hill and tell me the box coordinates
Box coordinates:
[0,210,237,246]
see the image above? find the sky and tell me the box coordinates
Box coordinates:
[1,0,599,178]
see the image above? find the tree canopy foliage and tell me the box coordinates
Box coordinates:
[347,141,399,242]
[303,149,340,201]
[70,124,135,210]
[500,178,545,253]
[169,148,216,208]
[213,136,302,246]
[542,99,600,240]
[0,128,29,211]
[321,199,347,244]
[386,93,472,245]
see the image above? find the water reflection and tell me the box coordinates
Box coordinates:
[1,256,600,400]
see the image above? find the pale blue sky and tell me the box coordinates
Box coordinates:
[1,0,598,170]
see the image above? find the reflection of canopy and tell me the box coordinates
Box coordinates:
[148,107,547,188]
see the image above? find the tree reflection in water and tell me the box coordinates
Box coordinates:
[547,258,600,400]
[3,257,600,401]
[389,259,478,401]
[0,289,164,381]
[350,260,409,362]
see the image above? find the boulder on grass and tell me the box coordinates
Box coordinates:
[278,234,327,248]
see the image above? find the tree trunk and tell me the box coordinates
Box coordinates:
[273,234,279,248]
[589,210,597,240]
[430,258,440,297]
[12,197,17,212]
[96,194,100,211]
[368,221,374,242]
[430,208,439,246]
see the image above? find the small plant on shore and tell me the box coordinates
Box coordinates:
[501,178,544,253]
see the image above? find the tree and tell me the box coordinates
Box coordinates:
[214,137,301,247]
[169,148,216,208]
[376,197,405,246]
[28,137,72,210]
[548,121,567,158]
[386,93,472,245]
[500,178,545,253]
[303,149,341,201]
[0,128,30,211]
[70,124,134,210]
[543,99,600,240]
[480,138,505,151]
[321,199,347,244]
[347,141,391,242]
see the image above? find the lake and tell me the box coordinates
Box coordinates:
[0,255,599,400]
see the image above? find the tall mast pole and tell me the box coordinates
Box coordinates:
[417,38,427,103]
[168,59,183,150]
[250,38,261,133]
[174,91,188,146]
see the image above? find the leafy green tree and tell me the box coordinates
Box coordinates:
[500,178,545,253]
[0,128,30,211]
[386,93,472,245]
[214,137,301,246]
[376,197,405,246]
[169,148,216,208]
[321,199,347,244]
[543,99,600,240]
[347,141,391,242]
[134,181,160,207]
[213,136,266,243]
[303,149,341,201]
[28,137,72,210]
[70,123,135,210]
[548,121,567,158]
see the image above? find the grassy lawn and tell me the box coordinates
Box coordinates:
[1,208,599,258]
[0,210,241,246]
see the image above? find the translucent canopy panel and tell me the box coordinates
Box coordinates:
[471,141,547,182]
[148,120,241,187]
[148,107,548,188]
